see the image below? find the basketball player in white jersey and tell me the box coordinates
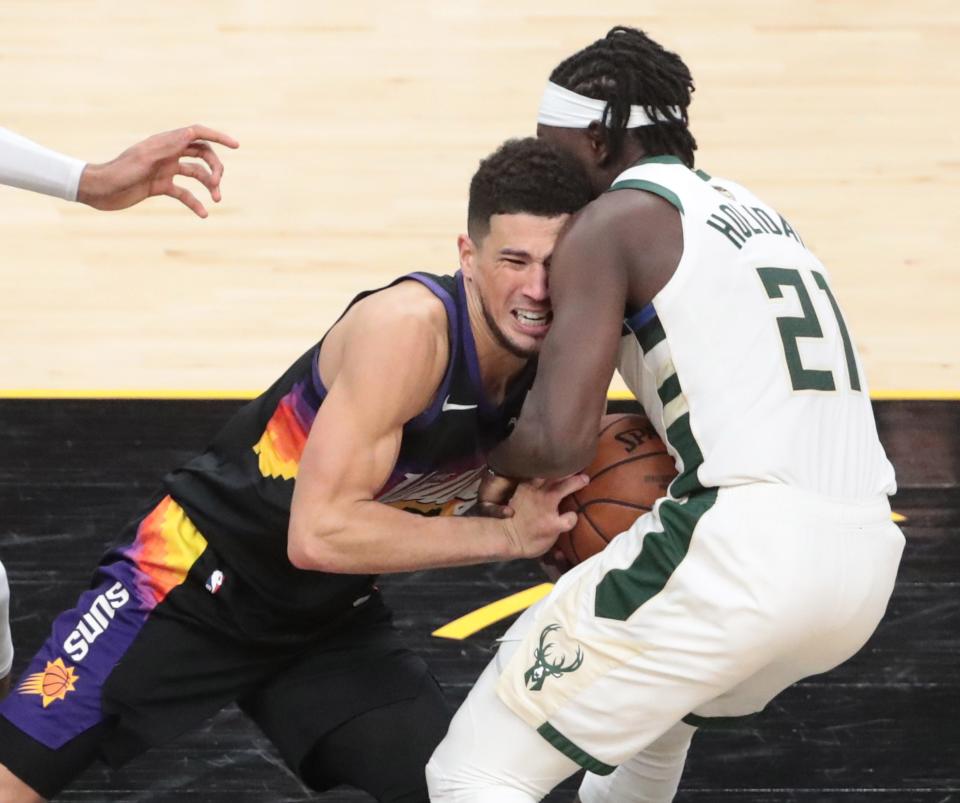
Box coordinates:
[0,124,238,217]
[427,27,905,802]
[0,123,237,699]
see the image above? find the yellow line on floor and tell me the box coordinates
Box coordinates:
[432,583,554,640]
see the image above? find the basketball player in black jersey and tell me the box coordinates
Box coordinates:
[0,138,593,803]
[0,123,238,703]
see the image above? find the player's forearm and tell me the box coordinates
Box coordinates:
[287,501,515,574]
[0,127,86,201]
[491,400,594,479]
[490,428,569,478]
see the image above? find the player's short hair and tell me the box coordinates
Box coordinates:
[467,138,593,242]
[550,26,697,167]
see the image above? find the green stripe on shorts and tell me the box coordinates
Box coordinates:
[537,722,616,775]
[683,711,759,729]
[594,489,719,621]
[666,411,706,497]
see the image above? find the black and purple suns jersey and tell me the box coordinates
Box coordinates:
[164,272,533,617]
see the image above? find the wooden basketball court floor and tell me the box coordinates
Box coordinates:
[0,398,957,801]
[1,1,958,801]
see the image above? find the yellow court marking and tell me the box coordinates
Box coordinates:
[432,583,554,641]
[892,512,907,523]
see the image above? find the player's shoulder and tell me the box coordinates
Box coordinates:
[565,185,679,252]
[345,278,450,340]
[333,279,451,388]
[322,278,451,399]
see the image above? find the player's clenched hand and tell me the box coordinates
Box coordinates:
[469,469,520,519]
[500,474,588,559]
[77,124,239,217]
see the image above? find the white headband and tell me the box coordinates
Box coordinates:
[537,81,682,129]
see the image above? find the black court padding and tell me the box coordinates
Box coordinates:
[0,399,958,801]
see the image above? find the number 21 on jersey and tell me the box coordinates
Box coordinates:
[757,267,861,393]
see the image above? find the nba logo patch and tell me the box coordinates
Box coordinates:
[205,570,224,595]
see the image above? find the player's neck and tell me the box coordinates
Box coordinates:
[598,142,648,189]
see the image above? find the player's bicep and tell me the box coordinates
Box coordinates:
[289,312,444,548]
[298,377,403,513]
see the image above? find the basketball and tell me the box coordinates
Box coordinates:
[557,414,676,566]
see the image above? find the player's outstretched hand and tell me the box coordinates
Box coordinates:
[77,125,239,218]
[501,474,588,559]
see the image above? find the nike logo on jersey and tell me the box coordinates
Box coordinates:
[442,396,478,412]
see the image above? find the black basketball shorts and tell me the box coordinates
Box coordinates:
[0,495,450,799]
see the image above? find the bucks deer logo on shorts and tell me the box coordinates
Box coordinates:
[524,623,584,691]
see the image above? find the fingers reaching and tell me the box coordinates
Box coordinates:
[176,161,217,192]
[79,125,237,214]
[165,183,207,218]
[184,124,239,150]
[184,142,225,191]
[158,127,237,206]
[548,473,590,500]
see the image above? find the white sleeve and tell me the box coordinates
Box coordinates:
[0,560,12,678]
[0,127,87,202]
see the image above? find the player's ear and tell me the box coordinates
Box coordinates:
[585,121,612,166]
[458,233,478,278]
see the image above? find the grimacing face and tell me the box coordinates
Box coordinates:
[459,212,570,359]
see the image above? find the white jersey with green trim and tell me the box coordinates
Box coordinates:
[614,156,896,499]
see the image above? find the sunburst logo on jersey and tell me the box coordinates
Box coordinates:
[18,658,79,707]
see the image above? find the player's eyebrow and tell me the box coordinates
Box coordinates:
[499,248,532,260]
